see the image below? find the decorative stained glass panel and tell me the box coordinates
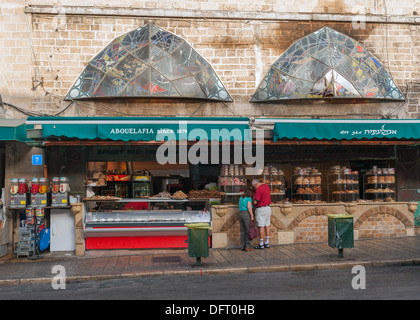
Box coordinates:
[121,69,151,97]
[65,23,232,101]
[119,25,149,52]
[172,42,207,74]
[152,56,192,80]
[67,65,104,99]
[195,67,230,101]
[92,75,127,97]
[90,39,128,73]
[112,54,148,80]
[253,67,289,101]
[150,69,180,97]
[132,45,150,63]
[172,76,207,99]
[251,26,404,102]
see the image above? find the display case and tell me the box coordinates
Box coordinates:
[84,198,210,249]
[219,165,246,204]
[100,175,131,198]
[363,167,396,202]
[131,175,152,198]
[327,167,359,203]
[291,167,323,204]
[258,166,285,203]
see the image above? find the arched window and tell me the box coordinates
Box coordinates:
[65,24,232,102]
[251,27,404,102]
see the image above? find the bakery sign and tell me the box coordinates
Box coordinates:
[340,124,397,138]
[109,127,156,135]
[271,119,420,141]
[99,121,249,142]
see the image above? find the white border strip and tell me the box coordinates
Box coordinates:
[25,6,420,25]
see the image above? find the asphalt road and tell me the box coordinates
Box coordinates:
[0,265,418,303]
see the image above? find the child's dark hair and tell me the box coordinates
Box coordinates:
[242,189,252,198]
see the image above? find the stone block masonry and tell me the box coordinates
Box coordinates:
[0,0,418,119]
[0,0,33,113]
[26,16,420,118]
[211,202,416,248]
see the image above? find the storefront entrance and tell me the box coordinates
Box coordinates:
[16,117,420,253]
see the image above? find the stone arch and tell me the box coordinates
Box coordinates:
[271,215,286,231]
[288,207,339,230]
[354,206,413,229]
[220,213,237,232]
[65,23,232,102]
[251,26,405,102]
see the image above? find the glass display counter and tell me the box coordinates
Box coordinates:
[218,175,246,204]
[258,166,285,203]
[328,173,359,203]
[291,167,323,204]
[363,172,396,202]
[84,198,210,249]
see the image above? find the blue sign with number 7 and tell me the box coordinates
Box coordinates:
[32,155,43,165]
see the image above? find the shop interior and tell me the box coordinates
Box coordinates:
[85,155,397,205]
[10,143,412,254]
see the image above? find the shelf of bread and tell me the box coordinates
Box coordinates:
[327,165,360,202]
[259,165,286,203]
[292,194,324,204]
[363,167,396,202]
[291,167,323,203]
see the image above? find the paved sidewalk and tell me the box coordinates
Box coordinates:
[0,236,419,286]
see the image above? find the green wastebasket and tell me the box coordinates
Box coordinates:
[185,223,211,266]
[327,214,354,258]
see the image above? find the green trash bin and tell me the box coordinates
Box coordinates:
[185,223,211,266]
[327,214,354,258]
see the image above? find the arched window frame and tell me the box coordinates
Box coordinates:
[251,27,405,103]
[65,24,233,102]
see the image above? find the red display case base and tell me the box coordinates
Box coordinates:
[85,235,190,250]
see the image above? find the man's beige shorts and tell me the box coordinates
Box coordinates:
[255,206,271,227]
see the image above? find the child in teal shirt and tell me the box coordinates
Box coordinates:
[238,190,254,251]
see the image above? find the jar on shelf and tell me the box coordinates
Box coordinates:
[327,171,359,203]
[39,178,49,194]
[363,168,396,202]
[18,178,28,194]
[31,178,39,194]
[25,207,35,225]
[51,177,60,193]
[291,167,323,204]
[59,177,70,193]
[10,178,19,195]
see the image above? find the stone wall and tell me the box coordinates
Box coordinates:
[24,0,420,16]
[0,0,33,115]
[211,202,417,248]
[0,0,419,119]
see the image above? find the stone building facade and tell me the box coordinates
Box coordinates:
[0,0,419,119]
[0,0,419,252]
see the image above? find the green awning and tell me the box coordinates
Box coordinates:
[26,117,251,142]
[254,119,420,141]
[0,119,27,142]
